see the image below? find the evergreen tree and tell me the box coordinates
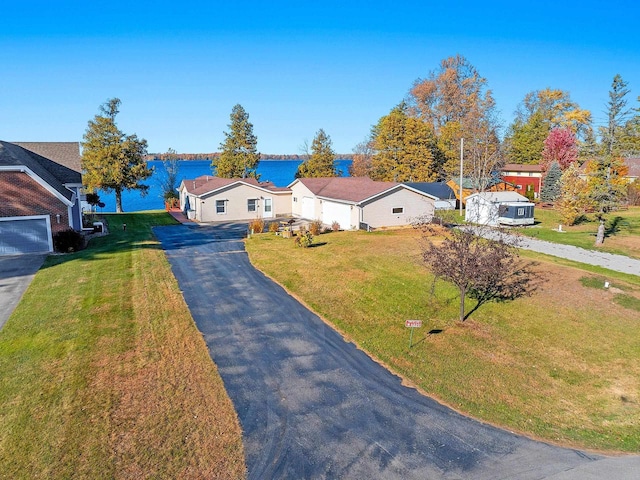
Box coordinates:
[599,74,630,157]
[369,103,440,182]
[295,129,339,178]
[82,98,152,213]
[540,161,562,202]
[214,104,260,178]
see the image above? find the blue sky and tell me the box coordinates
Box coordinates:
[1,1,639,154]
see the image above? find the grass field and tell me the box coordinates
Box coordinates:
[516,206,640,259]
[0,212,246,479]
[246,227,640,452]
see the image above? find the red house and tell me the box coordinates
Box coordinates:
[500,164,543,199]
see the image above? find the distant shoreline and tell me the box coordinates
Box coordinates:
[146,154,353,162]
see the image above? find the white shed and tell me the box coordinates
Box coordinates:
[465,191,534,226]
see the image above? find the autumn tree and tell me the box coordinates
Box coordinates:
[295,129,339,178]
[541,127,578,171]
[369,103,441,182]
[82,98,152,213]
[505,89,592,164]
[540,161,562,202]
[421,227,539,322]
[407,55,501,179]
[214,104,260,178]
[555,163,590,225]
[349,138,374,177]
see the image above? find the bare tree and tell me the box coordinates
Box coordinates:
[421,226,541,322]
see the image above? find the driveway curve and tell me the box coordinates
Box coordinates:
[154,223,637,479]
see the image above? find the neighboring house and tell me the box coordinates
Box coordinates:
[0,141,83,255]
[578,157,640,184]
[178,176,292,222]
[289,177,437,230]
[465,191,535,226]
[403,182,457,210]
[500,163,543,198]
[446,177,516,206]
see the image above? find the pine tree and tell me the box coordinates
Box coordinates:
[540,161,562,202]
[214,104,260,178]
[295,129,339,178]
[82,98,151,213]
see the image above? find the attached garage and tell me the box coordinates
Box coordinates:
[301,196,315,219]
[321,201,352,230]
[0,216,52,255]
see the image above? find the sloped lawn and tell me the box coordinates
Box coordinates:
[0,212,245,479]
[246,228,640,452]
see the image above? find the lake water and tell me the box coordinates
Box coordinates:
[98,159,352,212]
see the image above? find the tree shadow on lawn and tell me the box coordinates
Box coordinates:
[605,216,628,237]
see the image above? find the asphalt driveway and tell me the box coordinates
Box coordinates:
[0,254,46,330]
[153,223,637,479]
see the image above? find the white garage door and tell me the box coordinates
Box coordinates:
[301,196,315,219]
[322,201,352,230]
[0,217,52,255]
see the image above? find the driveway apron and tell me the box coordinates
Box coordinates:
[154,223,616,479]
[0,254,46,330]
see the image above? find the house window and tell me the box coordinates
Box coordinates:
[517,207,525,216]
[516,184,522,190]
[216,200,226,214]
[248,199,258,212]
[392,207,404,214]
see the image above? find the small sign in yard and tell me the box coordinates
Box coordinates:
[405,320,423,348]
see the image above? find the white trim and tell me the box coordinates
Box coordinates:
[0,165,74,207]
[0,215,53,253]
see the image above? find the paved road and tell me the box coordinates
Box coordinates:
[154,223,639,479]
[0,254,46,330]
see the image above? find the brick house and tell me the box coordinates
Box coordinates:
[0,141,83,255]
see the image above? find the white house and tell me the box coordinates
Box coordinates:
[178,176,292,222]
[465,191,534,226]
[288,177,437,230]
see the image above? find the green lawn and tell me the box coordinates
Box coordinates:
[516,206,640,259]
[0,212,245,479]
[246,228,640,452]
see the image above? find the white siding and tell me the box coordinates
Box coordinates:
[361,188,435,228]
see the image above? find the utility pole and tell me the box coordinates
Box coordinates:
[459,138,464,215]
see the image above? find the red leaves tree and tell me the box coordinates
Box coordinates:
[541,127,578,171]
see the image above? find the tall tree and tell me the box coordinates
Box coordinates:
[159,147,180,201]
[599,74,630,157]
[555,163,590,225]
[407,55,501,178]
[541,127,579,171]
[82,98,152,213]
[214,104,260,178]
[295,129,339,178]
[505,89,592,164]
[369,103,441,182]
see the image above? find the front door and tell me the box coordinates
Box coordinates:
[263,198,273,218]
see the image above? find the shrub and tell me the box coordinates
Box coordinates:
[331,221,340,232]
[268,221,280,233]
[248,218,265,234]
[309,219,323,236]
[53,229,85,253]
[294,231,313,248]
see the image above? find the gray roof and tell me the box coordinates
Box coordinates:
[404,182,456,200]
[12,142,82,181]
[0,141,81,202]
